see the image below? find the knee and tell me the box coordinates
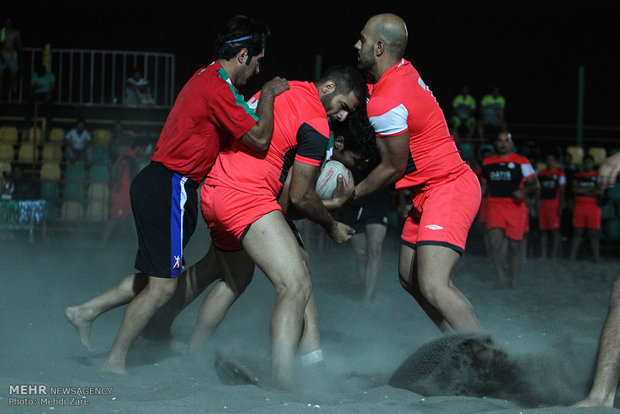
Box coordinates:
[418,278,443,305]
[148,278,178,304]
[275,275,312,303]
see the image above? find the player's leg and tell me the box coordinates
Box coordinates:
[104,275,178,374]
[588,228,601,263]
[488,227,506,282]
[351,232,367,284]
[242,210,312,389]
[573,272,620,407]
[550,229,561,260]
[65,272,141,351]
[363,222,387,302]
[416,244,481,331]
[188,247,255,357]
[144,245,222,341]
[539,230,549,259]
[570,227,584,261]
[508,239,522,289]
[398,243,448,330]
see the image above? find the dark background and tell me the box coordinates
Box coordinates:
[5,0,620,127]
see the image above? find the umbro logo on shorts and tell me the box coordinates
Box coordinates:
[425,224,444,230]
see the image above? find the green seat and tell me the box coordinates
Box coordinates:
[88,146,111,165]
[478,143,495,161]
[608,183,620,203]
[41,182,59,200]
[63,183,85,201]
[64,164,86,181]
[89,163,110,182]
[605,218,620,241]
[601,202,616,220]
[457,143,474,162]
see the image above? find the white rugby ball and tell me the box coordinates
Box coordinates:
[315,160,351,199]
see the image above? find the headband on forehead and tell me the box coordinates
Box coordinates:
[225,35,253,44]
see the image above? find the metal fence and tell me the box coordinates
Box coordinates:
[13,47,175,107]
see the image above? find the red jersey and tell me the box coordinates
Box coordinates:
[151,62,258,182]
[205,81,329,197]
[573,170,601,204]
[481,153,536,199]
[538,168,566,201]
[367,59,466,189]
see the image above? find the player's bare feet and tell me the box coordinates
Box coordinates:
[65,306,95,352]
[102,359,128,375]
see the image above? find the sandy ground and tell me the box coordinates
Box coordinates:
[1,218,619,414]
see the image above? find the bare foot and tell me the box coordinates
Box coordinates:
[102,359,128,375]
[65,306,95,352]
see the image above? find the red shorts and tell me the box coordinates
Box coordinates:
[573,201,601,230]
[486,198,528,241]
[201,184,281,250]
[401,168,481,254]
[538,199,561,231]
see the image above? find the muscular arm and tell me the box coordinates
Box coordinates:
[240,77,289,151]
[353,132,409,201]
[288,161,337,232]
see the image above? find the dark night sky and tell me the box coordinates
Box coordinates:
[5,0,620,127]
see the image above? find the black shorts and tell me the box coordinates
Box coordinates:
[131,162,199,278]
[341,188,391,234]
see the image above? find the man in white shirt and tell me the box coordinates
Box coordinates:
[64,120,92,162]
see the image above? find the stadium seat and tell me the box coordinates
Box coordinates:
[17,143,39,163]
[63,164,86,181]
[535,161,546,172]
[0,161,11,177]
[566,146,584,165]
[40,163,62,182]
[88,146,111,165]
[0,142,14,162]
[605,217,620,242]
[0,126,19,143]
[41,181,59,200]
[609,148,620,156]
[88,182,109,201]
[61,200,84,222]
[23,126,43,145]
[49,127,65,143]
[457,143,474,162]
[607,183,620,203]
[87,199,109,222]
[477,143,495,161]
[41,143,63,163]
[588,147,607,166]
[89,163,110,182]
[93,129,112,147]
[601,202,616,220]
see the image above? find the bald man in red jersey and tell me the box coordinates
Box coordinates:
[352,14,481,332]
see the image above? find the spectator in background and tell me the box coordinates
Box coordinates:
[109,121,133,161]
[28,63,56,131]
[0,18,23,98]
[125,68,155,105]
[569,154,603,262]
[480,130,538,288]
[537,152,566,260]
[64,119,92,163]
[450,86,476,140]
[101,138,145,246]
[478,86,505,140]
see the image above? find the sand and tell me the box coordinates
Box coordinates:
[1,219,619,413]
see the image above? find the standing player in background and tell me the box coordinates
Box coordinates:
[536,152,566,260]
[481,131,538,288]
[569,154,603,262]
[352,13,482,332]
[65,16,289,374]
[196,65,366,388]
